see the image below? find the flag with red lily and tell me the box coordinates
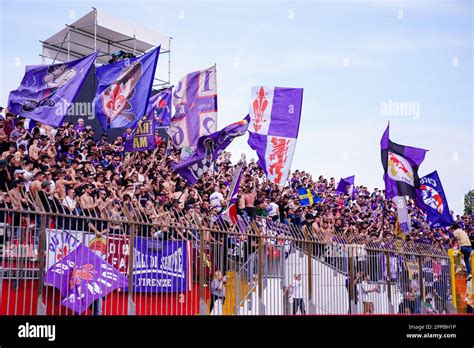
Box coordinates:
[247,86,304,187]
[45,244,128,314]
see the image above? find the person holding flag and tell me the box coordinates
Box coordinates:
[380,123,428,239]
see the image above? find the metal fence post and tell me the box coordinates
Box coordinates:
[199,228,207,315]
[127,223,136,315]
[348,246,357,314]
[385,252,394,314]
[307,241,316,314]
[257,233,265,315]
[418,255,425,314]
[36,213,47,315]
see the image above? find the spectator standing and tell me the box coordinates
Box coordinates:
[451,223,472,281]
[358,272,380,314]
[210,270,226,315]
[285,274,306,315]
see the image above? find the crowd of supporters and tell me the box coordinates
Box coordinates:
[0,112,473,252]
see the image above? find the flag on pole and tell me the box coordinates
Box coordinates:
[150,87,172,128]
[93,47,160,130]
[247,86,303,187]
[415,170,454,228]
[123,88,171,152]
[170,65,217,149]
[335,175,355,199]
[222,164,244,224]
[297,187,321,206]
[8,51,98,127]
[392,196,411,239]
[380,123,428,199]
[172,115,249,185]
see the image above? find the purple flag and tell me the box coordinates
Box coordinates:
[415,171,454,228]
[123,113,155,152]
[172,115,250,185]
[132,238,191,293]
[151,87,172,128]
[380,123,428,199]
[247,86,304,187]
[170,65,217,149]
[44,244,128,314]
[123,88,171,152]
[221,164,243,224]
[335,175,355,198]
[93,47,160,130]
[8,52,98,127]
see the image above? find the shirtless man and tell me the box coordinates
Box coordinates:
[29,171,45,198]
[162,173,175,196]
[9,179,28,210]
[28,139,42,162]
[55,171,76,200]
[80,185,96,215]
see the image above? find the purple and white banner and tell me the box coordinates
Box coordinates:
[172,115,249,185]
[170,65,217,149]
[133,238,192,293]
[45,244,128,314]
[93,47,160,130]
[46,229,83,271]
[247,86,303,187]
[8,52,98,127]
[393,196,411,234]
[151,87,172,128]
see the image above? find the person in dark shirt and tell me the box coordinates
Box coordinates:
[0,159,11,191]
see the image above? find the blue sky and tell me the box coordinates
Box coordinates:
[0,0,472,213]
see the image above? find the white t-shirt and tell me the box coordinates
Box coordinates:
[267,202,279,217]
[291,279,303,299]
[209,192,224,208]
[358,281,374,302]
[62,196,77,210]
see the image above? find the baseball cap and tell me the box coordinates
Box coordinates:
[41,180,51,188]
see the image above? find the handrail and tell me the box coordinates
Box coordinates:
[235,249,260,312]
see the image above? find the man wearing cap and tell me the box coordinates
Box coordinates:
[451,222,472,281]
[13,169,25,181]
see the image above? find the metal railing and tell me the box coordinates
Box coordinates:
[0,189,460,315]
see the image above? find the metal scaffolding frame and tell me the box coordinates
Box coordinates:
[39,7,172,88]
